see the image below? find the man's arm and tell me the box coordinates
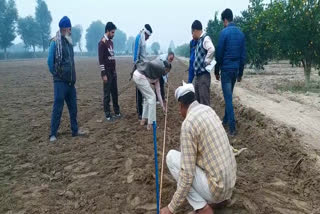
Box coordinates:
[98,41,107,78]
[188,41,195,83]
[203,36,215,65]
[47,41,56,75]
[133,34,140,63]
[154,80,165,111]
[188,66,195,83]
[215,31,226,68]
[238,35,246,80]
[168,121,197,213]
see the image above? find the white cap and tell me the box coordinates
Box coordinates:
[175,81,195,101]
[144,28,151,36]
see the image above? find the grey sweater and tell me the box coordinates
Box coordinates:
[136,58,166,80]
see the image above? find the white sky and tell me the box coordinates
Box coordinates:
[15,0,253,51]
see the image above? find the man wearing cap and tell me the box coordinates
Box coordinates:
[133,24,153,120]
[47,16,84,142]
[161,83,237,214]
[98,22,121,121]
[191,20,215,106]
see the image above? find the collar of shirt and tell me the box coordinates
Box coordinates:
[104,34,110,41]
[187,101,199,116]
[200,32,207,38]
[227,22,236,28]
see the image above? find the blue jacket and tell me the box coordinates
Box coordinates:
[47,37,76,84]
[188,39,197,83]
[133,34,141,63]
[216,23,246,77]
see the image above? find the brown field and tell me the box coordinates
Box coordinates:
[0,57,319,214]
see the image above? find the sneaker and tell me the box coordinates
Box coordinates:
[114,113,122,119]
[156,101,160,105]
[50,136,57,142]
[72,130,87,137]
[105,115,115,122]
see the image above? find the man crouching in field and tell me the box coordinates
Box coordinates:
[161,83,237,214]
[47,16,85,142]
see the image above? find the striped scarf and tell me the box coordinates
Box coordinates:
[55,30,63,71]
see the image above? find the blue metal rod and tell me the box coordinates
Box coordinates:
[153,121,160,214]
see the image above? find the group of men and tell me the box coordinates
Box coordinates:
[161,8,245,214]
[47,8,245,214]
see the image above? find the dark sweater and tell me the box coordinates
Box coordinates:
[98,36,116,77]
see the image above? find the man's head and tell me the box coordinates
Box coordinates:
[144,24,153,41]
[59,16,72,37]
[191,20,203,40]
[105,22,117,40]
[167,51,175,63]
[221,8,233,27]
[175,83,195,118]
[178,92,195,118]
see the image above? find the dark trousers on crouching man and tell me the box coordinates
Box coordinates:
[136,88,143,119]
[50,82,78,137]
[104,72,120,118]
[195,72,211,106]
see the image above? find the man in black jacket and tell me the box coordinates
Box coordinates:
[47,16,85,142]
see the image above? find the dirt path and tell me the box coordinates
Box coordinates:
[232,82,320,150]
[0,58,319,214]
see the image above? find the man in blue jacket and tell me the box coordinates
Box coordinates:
[47,16,84,142]
[215,9,246,136]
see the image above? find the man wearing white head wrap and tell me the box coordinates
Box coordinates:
[133,24,153,120]
[174,81,195,101]
[161,85,237,214]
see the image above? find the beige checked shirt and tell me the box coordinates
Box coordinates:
[168,101,237,213]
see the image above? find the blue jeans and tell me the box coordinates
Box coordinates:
[50,82,78,137]
[221,70,238,133]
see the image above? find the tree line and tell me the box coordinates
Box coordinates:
[0,0,168,59]
[176,0,320,86]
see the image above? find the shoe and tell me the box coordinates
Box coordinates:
[49,136,57,142]
[156,101,160,105]
[105,116,115,122]
[105,113,114,122]
[114,113,122,119]
[138,115,142,120]
[72,130,87,137]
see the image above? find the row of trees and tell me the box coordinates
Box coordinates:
[1,0,174,58]
[175,0,320,86]
[85,20,130,54]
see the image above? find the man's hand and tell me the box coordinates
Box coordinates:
[102,75,108,83]
[160,206,172,214]
[162,105,167,113]
[215,74,220,81]
[237,76,242,82]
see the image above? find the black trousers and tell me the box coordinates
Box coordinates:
[103,72,120,116]
[136,87,143,117]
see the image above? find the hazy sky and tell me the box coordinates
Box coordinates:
[15,0,251,51]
